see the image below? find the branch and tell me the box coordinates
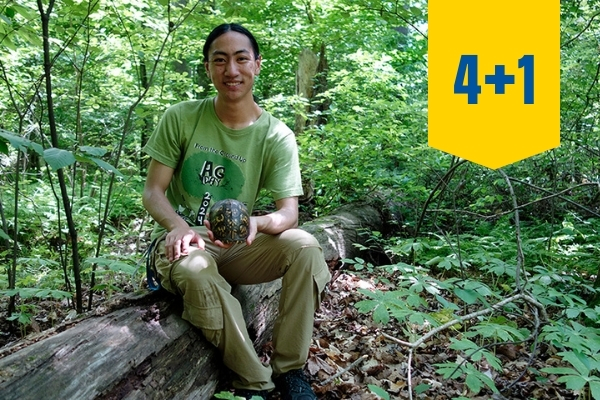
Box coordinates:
[562,10,600,48]
[509,178,600,218]
[498,169,525,291]
[429,181,600,221]
[382,293,548,399]
[394,294,530,350]
[320,354,368,385]
[414,158,468,237]
[565,61,600,135]
[383,296,549,349]
[358,3,428,40]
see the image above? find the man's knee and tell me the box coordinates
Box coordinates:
[170,249,230,296]
[280,229,330,289]
[173,248,216,280]
[280,228,321,250]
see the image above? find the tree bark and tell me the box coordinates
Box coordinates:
[301,203,383,262]
[0,203,383,399]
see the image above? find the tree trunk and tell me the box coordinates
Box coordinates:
[0,203,384,399]
[294,48,318,135]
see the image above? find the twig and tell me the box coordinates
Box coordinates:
[380,293,548,400]
[320,354,368,385]
[407,348,414,400]
[510,178,600,219]
[412,293,527,349]
[381,332,412,347]
[562,10,600,48]
[498,169,525,291]
[414,158,468,238]
[503,307,541,393]
[383,292,550,349]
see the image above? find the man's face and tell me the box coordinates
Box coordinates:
[204,31,261,102]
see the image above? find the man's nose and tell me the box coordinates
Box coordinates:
[224,59,239,75]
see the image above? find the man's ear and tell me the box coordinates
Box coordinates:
[254,55,262,75]
[204,61,210,77]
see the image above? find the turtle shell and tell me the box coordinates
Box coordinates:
[208,199,250,244]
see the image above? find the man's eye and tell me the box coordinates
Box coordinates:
[238,57,250,63]
[213,58,226,64]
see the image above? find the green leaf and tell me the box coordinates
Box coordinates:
[465,373,485,394]
[43,148,76,170]
[34,289,72,300]
[372,303,390,325]
[0,129,43,155]
[449,338,478,352]
[107,261,136,274]
[367,384,390,400]
[18,313,32,325]
[414,383,429,394]
[0,289,19,297]
[560,350,593,377]
[3,35,16,51]
[355,299,377,313]
[556,375,587,391]
[0,139,8,155]
[0,228,10,241]
[589,379,600,400]
[454,288,479,304]
[90,157,124,177]
[12,4,35,19]
[434,362,465,379]
[79,146,107,157]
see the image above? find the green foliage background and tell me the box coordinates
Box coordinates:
[1,0,600,398]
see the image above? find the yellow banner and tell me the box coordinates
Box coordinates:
[428,1,560,169]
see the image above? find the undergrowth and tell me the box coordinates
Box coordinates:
[346,215,600,399]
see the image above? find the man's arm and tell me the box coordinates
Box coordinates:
[255,196,299,234]
[143,159,204,261]
[246,196,298,245]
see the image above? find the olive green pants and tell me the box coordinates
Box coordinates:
[152,227,331,391]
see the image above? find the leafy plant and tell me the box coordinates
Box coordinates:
[6,303,37,337]
[541,350,600,399]
[434,359,499,396]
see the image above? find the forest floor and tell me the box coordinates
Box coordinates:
[291,269,577,400]
[213,265,577,400]
[0,263,577,400]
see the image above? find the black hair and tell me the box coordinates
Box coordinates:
[203,23,260,63]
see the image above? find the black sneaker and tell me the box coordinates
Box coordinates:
[235,389,269,400]
[276,369,317,400]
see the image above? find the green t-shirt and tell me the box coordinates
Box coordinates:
[143,98,303,240]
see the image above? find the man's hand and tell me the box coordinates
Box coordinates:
[165,226,205,262]
[245,216,259,246]
[204,217,258,249]
[204,217,257,248]
[204,220,234,249]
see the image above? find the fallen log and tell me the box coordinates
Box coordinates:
[301,202,383,262]
[0,203,384,399]
[0,285,281,400]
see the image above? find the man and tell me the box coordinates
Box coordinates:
[142,23,330,400]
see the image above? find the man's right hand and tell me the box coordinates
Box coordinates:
[164,226,205,262]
